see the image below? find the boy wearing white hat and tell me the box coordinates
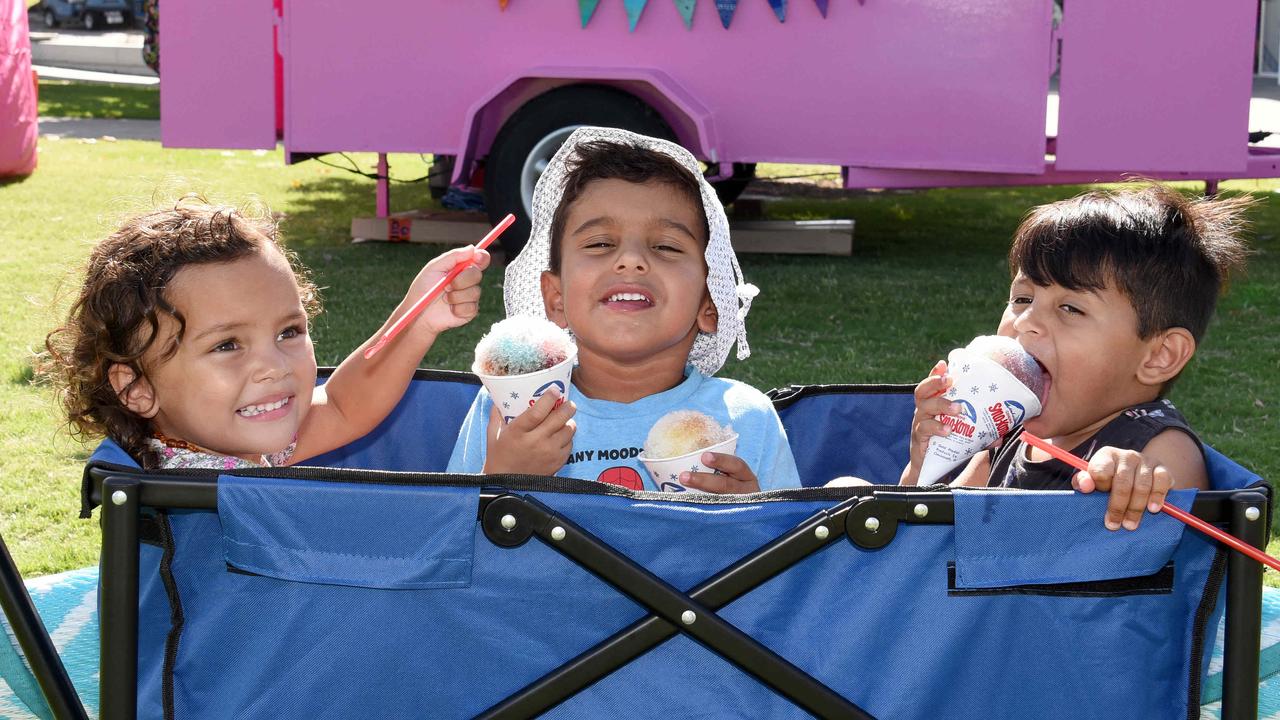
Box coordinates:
[448,127,800,493]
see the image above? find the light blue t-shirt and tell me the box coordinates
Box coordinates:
[447,367,802,492]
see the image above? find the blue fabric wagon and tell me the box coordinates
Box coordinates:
[0,370,1271,719]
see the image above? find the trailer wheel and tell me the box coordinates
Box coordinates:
[43,8,57,27]
[709,163,757,206]
[82,11,96,30]
[485,85,676,256]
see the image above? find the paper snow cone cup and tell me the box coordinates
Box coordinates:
[917,349,1043,484]
[474,350,576,424]
[640,434,739,494]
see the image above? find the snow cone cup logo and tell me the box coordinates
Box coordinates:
[474,350,576,424]
[917,348,1043,484]
[640,434,739,494]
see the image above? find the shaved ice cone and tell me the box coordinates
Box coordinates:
[473,318,576,424]
[640,411,737,493]
[918,336,1045,484]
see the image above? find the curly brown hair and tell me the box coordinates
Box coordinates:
[39,195,320,467]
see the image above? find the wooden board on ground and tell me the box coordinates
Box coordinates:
[351,210,489,246]
[351,212,853,256]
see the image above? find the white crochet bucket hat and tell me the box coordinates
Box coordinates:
[502,126,758,376]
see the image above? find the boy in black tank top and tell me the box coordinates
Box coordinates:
[901,183,1251,531]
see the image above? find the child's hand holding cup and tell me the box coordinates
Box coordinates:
[917,335,1048,484]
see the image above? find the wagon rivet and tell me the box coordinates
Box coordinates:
[551,526,566,541]
[864,517,880,533]
[913,503,929,519]
[681,611,696,625]
[814,526,830,540]
[1246,507,1262,522]
[500,514,517,531]
[110,490,127,506]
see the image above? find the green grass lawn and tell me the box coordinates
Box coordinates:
[7,90,1280,580]
[37,80,159,120]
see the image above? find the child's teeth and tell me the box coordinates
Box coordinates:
[610,293,647,302]
[239,397,289,417]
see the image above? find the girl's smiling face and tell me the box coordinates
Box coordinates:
[120,246,318,462]
[997,272,1155,445]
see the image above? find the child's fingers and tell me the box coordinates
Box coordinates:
[1078,450,1117,492]
[680,471,758,494]
[1102,453,1139,531]
[1121,462,1155,530]
[678,472,727,493]
[444,287,482,319]
[920,396,962,419]
[426,245,484,273]
[545,397,576,429]
[913,417,949,442]
[449,265,484,291]
[509,389,564,432]
[702,452,750,479]
[913,372,951,401]
[445,283,482,305]
[447,302,480,321]
[550,417,576,452]
[1147,466,1173,514]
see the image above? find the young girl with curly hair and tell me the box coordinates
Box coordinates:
[41,195,489,470]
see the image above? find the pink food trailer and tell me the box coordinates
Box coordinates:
[160,0,1275,250]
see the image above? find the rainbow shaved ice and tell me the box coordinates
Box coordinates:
[474,317,574,377]
[644,411,734,460]
[964,335,1046,402]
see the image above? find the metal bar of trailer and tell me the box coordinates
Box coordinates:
[0,529,89,720]
[841,149,1280,190]
[1222,491,1268,720]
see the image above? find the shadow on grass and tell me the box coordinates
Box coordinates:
[38,81,159,120]
[8,360,36,386]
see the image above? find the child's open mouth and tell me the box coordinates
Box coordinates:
[237,395,292,420]
[602,290,654,311]
[1031,357,1052,401]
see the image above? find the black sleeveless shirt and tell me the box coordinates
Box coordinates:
[988,399,1203,491]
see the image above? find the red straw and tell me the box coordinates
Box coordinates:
[363,214,515,360]
[1020,431,1278,573]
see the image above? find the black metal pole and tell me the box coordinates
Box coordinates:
[1221,491,1266,720]
[0,528,88,720]
[100,477,139,720]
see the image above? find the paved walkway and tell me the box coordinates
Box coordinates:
[34,64,157,86]
[38,117,159,141]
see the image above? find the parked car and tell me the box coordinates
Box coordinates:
[41,0,132,30]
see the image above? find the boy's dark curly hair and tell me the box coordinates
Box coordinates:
[1010,183,1252,344]
[39,195,320,467]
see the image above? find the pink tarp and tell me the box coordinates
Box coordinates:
[0,0,36,177]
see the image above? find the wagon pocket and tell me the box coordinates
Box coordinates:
[218,475,477,590]
[950,489,1195,594]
